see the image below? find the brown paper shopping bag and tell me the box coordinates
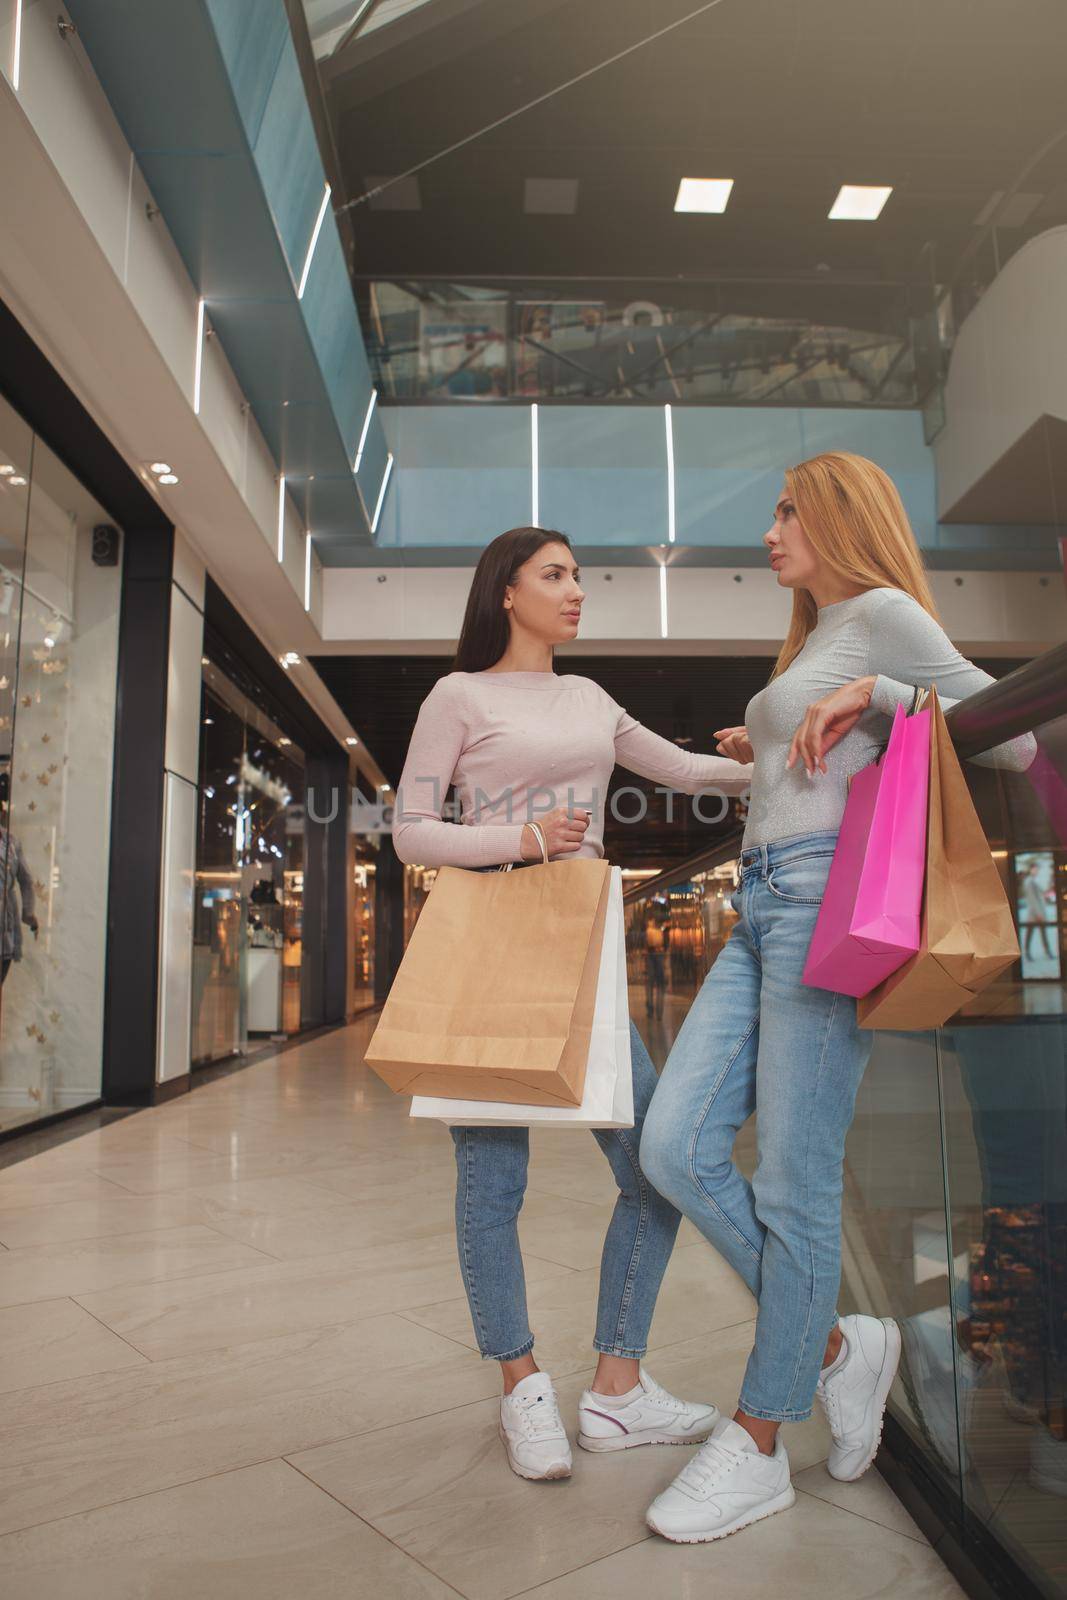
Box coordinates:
[859,689,1019,1030]
[365,858,612,1105]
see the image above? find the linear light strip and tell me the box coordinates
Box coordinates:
[297,182,332,300]
[13,0,22,90]
[370,452,394,535]
[659,562,669,639]
[664,403,676,543]
[277,476,286,563]
[531,403,539,525]
[193,298,206,415]
[353,387,378,472]
[304,533,313,611]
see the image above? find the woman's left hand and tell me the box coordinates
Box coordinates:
[787,675,876,775]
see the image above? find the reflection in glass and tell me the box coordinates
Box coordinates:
[192,661,307,1062]
[0,397,121,1132]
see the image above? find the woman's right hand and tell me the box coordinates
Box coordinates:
[521,807,590,861]
[714,725,754,764]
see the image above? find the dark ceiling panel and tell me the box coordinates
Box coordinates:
[322,0,1067,300]
[311,649,1031,868]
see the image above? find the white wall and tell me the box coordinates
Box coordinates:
[936,227,1067,517]
[321,564,1066,657]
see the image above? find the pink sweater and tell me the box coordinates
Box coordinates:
[392,669,753,868]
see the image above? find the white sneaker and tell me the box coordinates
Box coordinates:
[817,1314,902,1482]
[1029,1424,1067,1497]
[577,1366,719,1452]
[646,1417,795,1543]
[499,1372,572,1481]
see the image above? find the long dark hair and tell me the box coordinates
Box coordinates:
[452,526,573,673]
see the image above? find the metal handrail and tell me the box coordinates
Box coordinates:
[945,641,1067,759]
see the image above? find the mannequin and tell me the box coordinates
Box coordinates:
[0,822,38,982]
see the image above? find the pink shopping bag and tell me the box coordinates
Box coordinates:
[803,702,932,998]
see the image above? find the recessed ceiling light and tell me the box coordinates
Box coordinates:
[524,177,579,215]
[279,651,301,669]
[0,465,14,476]
[8,476,26,487]
[149,462,171,475]
[345,736,359,746]
[828,184,892,221]
[158,473,179,485]
[674,178,734,214]
[278,737,292,746]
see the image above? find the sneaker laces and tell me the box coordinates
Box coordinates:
[514,1389,565,1441]
[674,1434,745,1493]
[816,1372,844,1436]
[640,1375,693,1416]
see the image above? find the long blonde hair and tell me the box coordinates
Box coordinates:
[773,451,940,677]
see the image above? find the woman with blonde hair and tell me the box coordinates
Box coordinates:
[639,451,1035,1544]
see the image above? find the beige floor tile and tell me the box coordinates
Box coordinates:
[74,1230,573,1362]
[404,1234,756,1378]
[0,1458,455,1599]
[298,1152,458,1204]
[0,1226,271,1309]
[0,1299,148,1396]
[185,1174,368,1218]
[0,1175,137,1213]
[794,1461,930,1542]
[0,1312,500,1537]
[514,1486,966,1600]
[290,1368,673,1600]
[207,1188,579,1262]
[583,1324,833,1473]
[517,1198,624,1271]
[0,1190,228,1250]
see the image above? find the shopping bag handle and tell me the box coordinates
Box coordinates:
[499,820,549,871]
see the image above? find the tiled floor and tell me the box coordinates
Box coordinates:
[0,1015,966,1599]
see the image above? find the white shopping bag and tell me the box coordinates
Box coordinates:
[410,866,634,1130]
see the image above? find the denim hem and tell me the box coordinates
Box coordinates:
[737,1398,814,1423]
[482,1337,535,1362]
[592,1341,646,1359]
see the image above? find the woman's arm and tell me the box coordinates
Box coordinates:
[866,591,1036,771]
[391,678,528,868]
[612,705,753,796]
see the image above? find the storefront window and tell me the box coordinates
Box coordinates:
[191,660,306,1064]
[0,395,122,1131]
[352,836,376,1011]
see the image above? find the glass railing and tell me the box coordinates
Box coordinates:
[625,643,1067,1600]
[362,279,942,408]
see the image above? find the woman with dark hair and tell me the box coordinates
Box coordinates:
[392,525,752,1484]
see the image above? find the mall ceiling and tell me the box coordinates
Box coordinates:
[307,0,1067,316]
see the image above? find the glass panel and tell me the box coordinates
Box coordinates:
[352,833,376,1010]
[367,280,930,407]
[624,861,739,1063]
[939,713,1067,1598]
[0,418,121,1131]
[193,661,308,1059]
[241,729,305,1035]
[192,683,246,1065]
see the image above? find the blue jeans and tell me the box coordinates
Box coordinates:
[640,831,874,1422]
[450,1018,682,1361]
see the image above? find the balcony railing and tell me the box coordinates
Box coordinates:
[362,278,943,408]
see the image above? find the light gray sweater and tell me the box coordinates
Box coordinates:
[742,587,1036,848]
